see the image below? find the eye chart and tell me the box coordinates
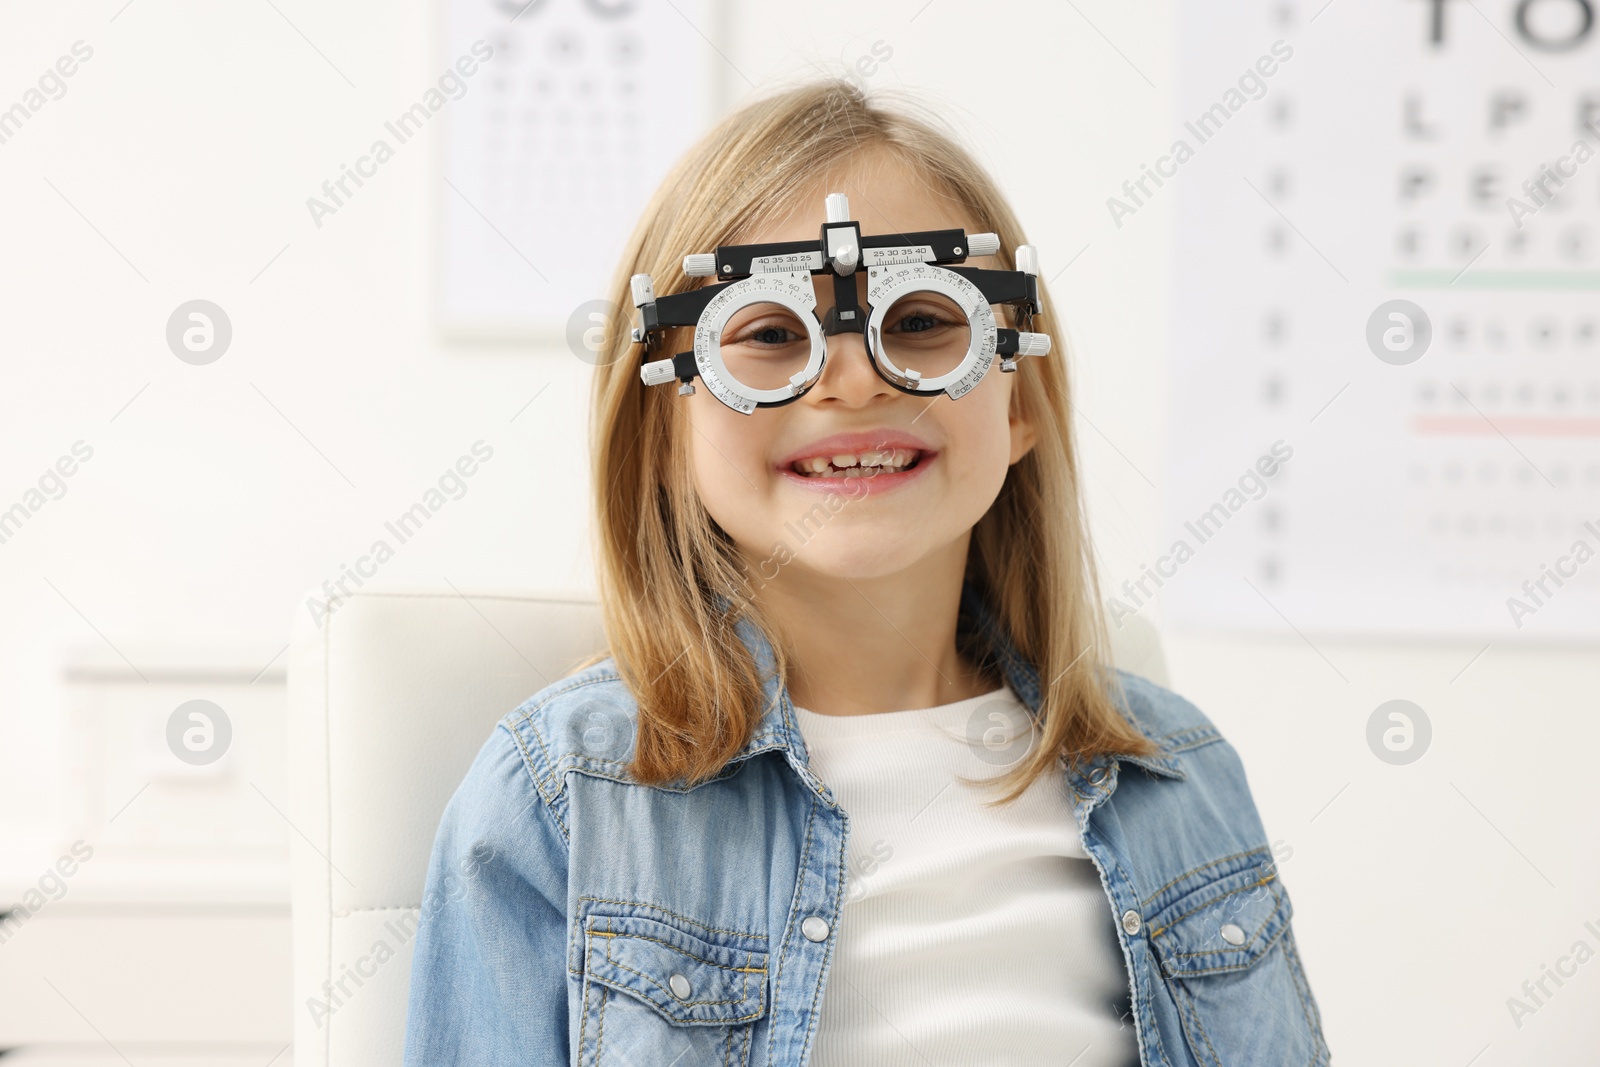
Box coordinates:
[1160,0,1600,639]
[439,0,715,337]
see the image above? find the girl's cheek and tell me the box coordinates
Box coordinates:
[687,413,775,546]
[693,401,774,484]
[952,391,1016,473]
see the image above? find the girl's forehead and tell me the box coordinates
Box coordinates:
[735,167,976,246]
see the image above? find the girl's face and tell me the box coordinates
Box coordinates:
[687,155,1038,585]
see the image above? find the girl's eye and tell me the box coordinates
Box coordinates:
[746,324,799,346]
[888,306,959,336]
[727,309,808,351]
[895,312,941,333]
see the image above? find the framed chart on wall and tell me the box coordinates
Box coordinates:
[1159,0,1600,639]
[437,0,719,340]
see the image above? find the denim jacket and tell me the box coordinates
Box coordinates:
[403,585,1330,1066]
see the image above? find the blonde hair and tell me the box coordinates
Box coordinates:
[586,79,1154,804]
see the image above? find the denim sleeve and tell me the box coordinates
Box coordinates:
[402,724,570,1066]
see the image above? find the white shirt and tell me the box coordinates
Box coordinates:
[792,684,1139,1067]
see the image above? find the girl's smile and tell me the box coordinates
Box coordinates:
[776,428,937,495]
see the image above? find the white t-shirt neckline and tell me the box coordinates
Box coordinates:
[791,684,1013,739]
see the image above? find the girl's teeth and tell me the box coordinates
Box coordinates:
[792,449,920,477]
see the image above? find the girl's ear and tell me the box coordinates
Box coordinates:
[1007,378,1038,465]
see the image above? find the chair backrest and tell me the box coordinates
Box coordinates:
[286,585,1170,1066]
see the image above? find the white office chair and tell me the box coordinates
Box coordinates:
[286,585,1171,1066]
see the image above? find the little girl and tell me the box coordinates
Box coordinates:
[404,80,1329,1067]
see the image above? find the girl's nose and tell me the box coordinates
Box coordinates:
[808,327,894,405]
[807,273,892,404]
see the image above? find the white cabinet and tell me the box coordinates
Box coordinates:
[0,649,295,1056]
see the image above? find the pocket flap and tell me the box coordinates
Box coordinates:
[1148,862,1292,977]
[583,912,769,1026]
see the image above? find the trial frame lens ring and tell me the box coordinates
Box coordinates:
[693,271,826,413]
[864,265,997,399]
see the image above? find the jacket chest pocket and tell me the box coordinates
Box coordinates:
[576,907,770,1067]
[1146,861,1329,1066]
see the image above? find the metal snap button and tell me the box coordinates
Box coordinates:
[801,916,830,942]
[1088,765,1110,786]
[669,973,692,999]
[1120,909,1142,936]
[1220,923,1247,946]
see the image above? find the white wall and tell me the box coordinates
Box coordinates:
[2,0,1596,1063]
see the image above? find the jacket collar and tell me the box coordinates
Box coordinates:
[726,581,1185,788]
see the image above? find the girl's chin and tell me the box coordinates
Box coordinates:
[742,540,933,586]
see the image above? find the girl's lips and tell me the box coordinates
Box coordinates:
[777,450,935,495]
[776,429,935,469]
